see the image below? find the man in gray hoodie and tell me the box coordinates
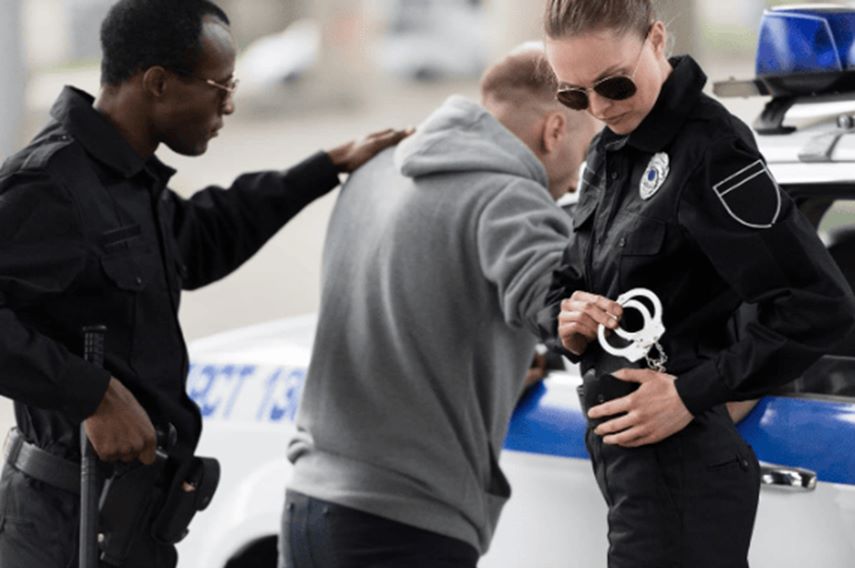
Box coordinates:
[281,45,598,568]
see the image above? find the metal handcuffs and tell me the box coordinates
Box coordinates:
[597,288,668,371]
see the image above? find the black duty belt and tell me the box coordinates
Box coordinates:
[3,428,80,494]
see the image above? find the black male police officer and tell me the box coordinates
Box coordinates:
[541,1,855,565]
[0,1,408,566]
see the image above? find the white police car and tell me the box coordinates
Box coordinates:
[178,6,855,567]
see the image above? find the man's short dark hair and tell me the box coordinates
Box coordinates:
[100,0,230,86]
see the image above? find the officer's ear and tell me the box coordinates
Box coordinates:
[141,66,169,100]
[649,20,668,58]
[541,111,567,155]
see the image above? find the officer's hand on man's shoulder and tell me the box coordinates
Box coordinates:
[589,368,693,448]
[326,127,415,173]
[83,377,157,465]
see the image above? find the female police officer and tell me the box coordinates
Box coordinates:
[539,1,855,566]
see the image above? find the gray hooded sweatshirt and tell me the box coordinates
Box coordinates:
[287,96,573,554]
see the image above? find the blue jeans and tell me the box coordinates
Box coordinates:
[279,491,478,568]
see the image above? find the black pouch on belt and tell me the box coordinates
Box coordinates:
[150,456,220,544]
[578,369,640,427]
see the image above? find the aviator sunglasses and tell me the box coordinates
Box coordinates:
[555,26,652,111]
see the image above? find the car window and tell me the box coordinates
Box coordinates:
[793,356,855,399]
[819,199,855,235]
[781,194,855,399]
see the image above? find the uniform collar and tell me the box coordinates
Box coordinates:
[49,86,176,183]
[625,55,707,153]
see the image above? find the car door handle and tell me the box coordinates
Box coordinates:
[760,464,817,491]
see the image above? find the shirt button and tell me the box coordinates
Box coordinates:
[610,171,619,181]
[619,237,626,247]
[135,276,143,286]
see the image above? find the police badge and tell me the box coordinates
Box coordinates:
[639,152,669,200]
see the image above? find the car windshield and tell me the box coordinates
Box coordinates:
[774,187,855,399]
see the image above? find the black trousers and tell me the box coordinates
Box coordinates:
[0,464,177,568]
[585,404,761,568]
[279,490,479,568]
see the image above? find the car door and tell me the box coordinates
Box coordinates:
[485,186,855,568]
[745,188,855,566]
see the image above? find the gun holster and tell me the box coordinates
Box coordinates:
[151,456,220,543]
[98,453,169,565]
[578,369,640,428]
[96,434,220,566]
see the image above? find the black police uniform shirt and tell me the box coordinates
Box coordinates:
[0,87,341,460]
[542,56,855,416]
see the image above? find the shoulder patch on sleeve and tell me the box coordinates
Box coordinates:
[712,160,781,229]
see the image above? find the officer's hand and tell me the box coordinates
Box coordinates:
[326,127,415,173]
[523,351,548,390]
[589,368,692,447]
[83,377,157,465]
[557,291,623,355]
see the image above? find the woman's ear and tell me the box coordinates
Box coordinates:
[650,20,668,57]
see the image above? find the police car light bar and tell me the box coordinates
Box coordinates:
[712,5,855,135]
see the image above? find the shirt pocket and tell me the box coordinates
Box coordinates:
[617,215,667,291]
[100,252,148,292]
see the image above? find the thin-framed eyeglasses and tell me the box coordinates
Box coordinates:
[555,27,652,111]
[204,76,239,97]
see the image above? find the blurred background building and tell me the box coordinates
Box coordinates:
[0,0,847,338]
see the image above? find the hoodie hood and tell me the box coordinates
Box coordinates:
[394,95,548,187]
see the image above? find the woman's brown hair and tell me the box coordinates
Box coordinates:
[544,0,654,40]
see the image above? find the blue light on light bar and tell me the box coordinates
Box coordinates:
[756,6,855,77]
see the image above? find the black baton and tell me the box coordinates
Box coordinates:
[80,325,106,568]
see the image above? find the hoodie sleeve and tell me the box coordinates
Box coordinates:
[535,243,588,361]
[476,179,573,335]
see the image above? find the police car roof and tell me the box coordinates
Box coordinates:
[711,4,855,184]
[757,109,855,185]
[188,315,317,366]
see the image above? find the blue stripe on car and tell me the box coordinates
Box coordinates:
[504,380,588,459]
[189,362,855,486]
[504,381,855,486]
[737,396,855,486]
